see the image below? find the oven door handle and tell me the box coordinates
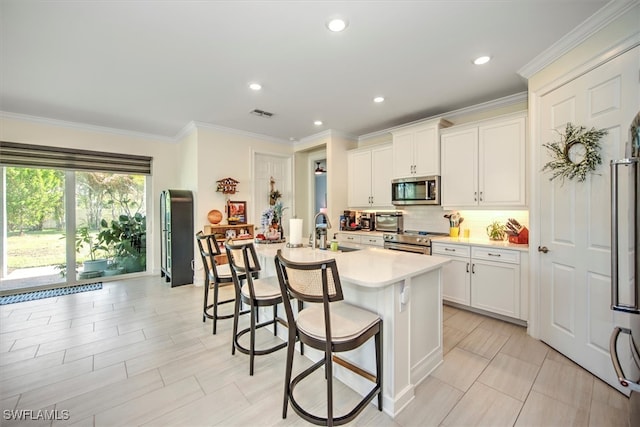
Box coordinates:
[384,243,429,254]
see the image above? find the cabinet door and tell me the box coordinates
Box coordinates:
[441,256,471,305]
[361,235,384,247]
[348,150,373,207]
[337,233,361,245]
[441,127,478,206]
[478,116,526,206]
[392,131,415,178]
[371,145,393,207]
[471,259,520,318]
[414,125,440,176]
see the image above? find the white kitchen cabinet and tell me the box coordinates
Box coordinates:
[347,144,392,208]
[433,241,524,320]
[391,118,452,179]
[432,243,471,305]
[441,112,526,208]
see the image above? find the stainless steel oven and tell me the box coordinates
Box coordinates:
[382,231,447,255]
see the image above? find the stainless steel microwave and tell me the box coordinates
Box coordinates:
[391,175,440,205]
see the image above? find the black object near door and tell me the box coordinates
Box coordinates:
[160,189,194,287]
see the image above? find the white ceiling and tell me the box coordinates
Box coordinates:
[0,0,613,142]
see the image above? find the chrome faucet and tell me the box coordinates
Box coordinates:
[312,211,332,249]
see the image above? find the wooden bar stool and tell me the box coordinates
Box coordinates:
[225,239,288,376]
[195,231,245,334]
[274,249,383,426]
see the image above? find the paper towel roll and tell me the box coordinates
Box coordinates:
[289,218,303,245]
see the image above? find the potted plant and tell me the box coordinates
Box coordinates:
[76,226,108,275]
[99,213,146,273]
[486,221,507,241]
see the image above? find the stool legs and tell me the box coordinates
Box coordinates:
[202,278,209,322]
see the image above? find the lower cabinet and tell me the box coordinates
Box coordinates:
[336,232,384,248]
[433,242,524,320]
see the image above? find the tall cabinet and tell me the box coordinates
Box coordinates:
[160,189,194,287]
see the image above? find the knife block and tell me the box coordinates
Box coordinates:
[508,227,529,244]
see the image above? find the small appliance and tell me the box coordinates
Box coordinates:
[342,210,361,230]
[359,212,375,231]
[375,211,403,233]
[391,175,440,205]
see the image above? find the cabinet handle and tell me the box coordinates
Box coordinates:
[347,237,355,240]
[474,191,477,202]
[466,262,470,273]
[480,191,483,201]
[471,263,475,274]
[444,248,456,252]
[488,253,501,257]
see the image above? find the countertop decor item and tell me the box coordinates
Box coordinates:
[207,209,223,224]
[542,122,608,183]
[486,221,506,241]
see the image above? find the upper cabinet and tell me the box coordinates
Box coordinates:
[441,112,527,208]
[391,118,452,178]
[348,143,393,208]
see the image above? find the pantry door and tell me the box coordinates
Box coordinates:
[253,153,292,234]
[538,46,638,392]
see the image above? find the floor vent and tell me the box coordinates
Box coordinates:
[250,109,274,118]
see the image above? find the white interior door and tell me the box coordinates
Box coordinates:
[253,153,292,234]
[538,46,639,392]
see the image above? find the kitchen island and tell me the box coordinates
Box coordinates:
[253,244,450,417]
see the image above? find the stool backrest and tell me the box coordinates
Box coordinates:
[225,239,261,299]
[196,231,225,281]
[275,251,342,304]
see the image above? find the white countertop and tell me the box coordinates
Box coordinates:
[431,236,529,252]
[254,244,450,288]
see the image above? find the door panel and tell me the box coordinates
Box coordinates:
[539,46,639,393]
[550,262,575,335]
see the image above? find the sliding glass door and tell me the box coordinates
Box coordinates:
[1,167,147,293]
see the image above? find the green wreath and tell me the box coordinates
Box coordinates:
[542,123,608,183]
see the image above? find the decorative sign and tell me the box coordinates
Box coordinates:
[216,177,239,194]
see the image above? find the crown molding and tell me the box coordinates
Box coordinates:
[518,0,638,79]
[188,121,291,145]
[358,92,528,141]
[0,110,176,142]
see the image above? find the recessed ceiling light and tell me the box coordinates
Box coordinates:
[326,18,348,32]
[473,56,491,65]
[314,120,323,126]
[249,83,262,91]
[373,96,385,103]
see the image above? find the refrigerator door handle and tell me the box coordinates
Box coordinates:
[610,159,640,314]
[609,326,640,392]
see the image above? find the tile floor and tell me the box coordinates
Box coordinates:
[0,276,630,426]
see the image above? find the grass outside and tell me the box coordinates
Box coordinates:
[7,229,92,272]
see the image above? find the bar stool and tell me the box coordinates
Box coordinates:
[196,231,247,334]
[225,239,288,376]
[274,249,383,426]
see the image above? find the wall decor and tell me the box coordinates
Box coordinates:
[542,122,608,183]
[269,176,282,206]
[216,177,239,194]
[226,200,246,224]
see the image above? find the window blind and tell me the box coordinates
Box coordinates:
[0,141,152,175]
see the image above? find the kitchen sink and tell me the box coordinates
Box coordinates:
[337,246,359,252]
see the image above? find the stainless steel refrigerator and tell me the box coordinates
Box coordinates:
[610,111,640,425]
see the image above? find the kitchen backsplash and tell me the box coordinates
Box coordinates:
[400,206,529,240]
